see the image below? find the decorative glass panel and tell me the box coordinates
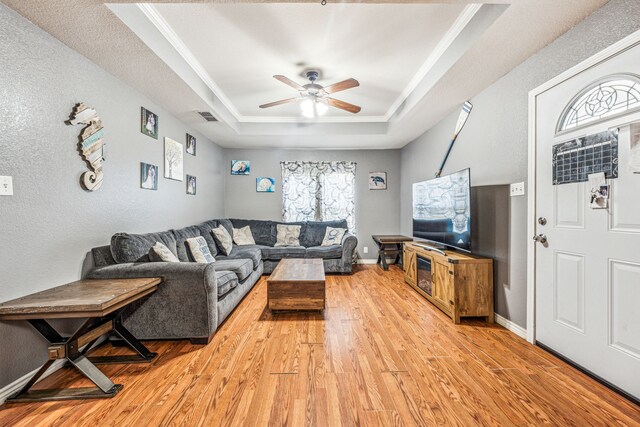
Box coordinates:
[557,74,640,134]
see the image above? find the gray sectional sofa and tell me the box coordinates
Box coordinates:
[88,218,357,343]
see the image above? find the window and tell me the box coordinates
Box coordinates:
[557,74,640,134]
[281,161,356,233]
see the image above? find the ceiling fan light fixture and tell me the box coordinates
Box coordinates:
[301,98,328,118]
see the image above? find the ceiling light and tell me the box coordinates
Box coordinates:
[301,98,328,118]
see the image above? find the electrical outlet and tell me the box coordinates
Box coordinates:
[0,176,13,196]
[363,246,369,254]
[510,181,525,197]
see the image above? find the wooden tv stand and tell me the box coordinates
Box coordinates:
[403,242,493,324]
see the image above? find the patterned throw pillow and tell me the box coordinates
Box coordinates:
[211,225,233,256]
[275,224,301,247]
[321,227,347,246]
[186,236,215,263]
[233,226,256,246]
[150,242,180,262]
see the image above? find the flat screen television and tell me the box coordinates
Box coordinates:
[412,168,471,252]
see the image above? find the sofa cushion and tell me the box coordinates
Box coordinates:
[216,245,263,269]
[229,219,276,246]
[261,245,306,260]
[213,259,253,281]
[212,226,233,256]
[173,225,203,261]
[195,220,219,257]
[321,227,347,246]
[111,231,177,263]
[186,237,215,263]
[300,220,349,247]
[233,226,256,246]
[215,270,239,297]
[305,245,343,259]
[216,219,234,237]
[150,242,180,262]
[275,224,301,247]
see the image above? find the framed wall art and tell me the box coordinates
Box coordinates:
[231,160,250,175]
[256,177,275,192]
[141,107,158,139]
[369,172,387,190]
[164,137,183,181]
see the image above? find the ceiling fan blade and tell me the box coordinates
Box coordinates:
[273,75,305,91]
[325,97,361,114]
[259,97,299,109]
[322,78,359,94]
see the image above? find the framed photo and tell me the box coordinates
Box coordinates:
[186,175,196,195]
[369,172,387,190]
[231,160,250,175]
[164,137,183,181]
[256,177,275,192]
[140,162,158,191]
[141,107,158,139]
[186,133,196,156]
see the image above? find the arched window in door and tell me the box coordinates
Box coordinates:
[556,73,640,134]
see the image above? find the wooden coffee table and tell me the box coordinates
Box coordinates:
[0,278,161,402]
[267,259,325,311]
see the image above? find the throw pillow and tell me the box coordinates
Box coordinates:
[150,242,180,262]
[211,225,233,256]
[321,227,347,246]
[275,224,301,247]
[233,226,256,246]
[186,236,216,263]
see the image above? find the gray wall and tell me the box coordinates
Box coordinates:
[223,149,401,259]
[400,0,640,328]
[0,4,225,388]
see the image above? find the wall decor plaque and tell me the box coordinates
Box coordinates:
[68,102,105,191]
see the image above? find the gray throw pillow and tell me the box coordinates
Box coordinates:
[233,226,256,246]
[212,225,233,256]
[275,224,301,247]
[150,242,180,262]
[321,227,347,246]
[186,236,215,263]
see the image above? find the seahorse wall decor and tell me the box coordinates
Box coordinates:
[68,102,105,191]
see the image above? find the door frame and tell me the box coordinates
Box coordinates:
[526,29,640,344]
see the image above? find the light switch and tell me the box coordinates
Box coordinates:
[510,181,525,197]
[0,176,13,196]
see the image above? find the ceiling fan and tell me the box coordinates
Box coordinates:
[259,70,361,117]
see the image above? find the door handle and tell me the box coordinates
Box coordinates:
[533,234,547,244]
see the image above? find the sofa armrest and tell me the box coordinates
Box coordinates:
[87,262,218,340]
[341,232,358,265]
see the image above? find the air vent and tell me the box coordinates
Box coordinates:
[197,111,218,122]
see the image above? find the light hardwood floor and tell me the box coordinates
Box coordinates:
[1,265,639,426]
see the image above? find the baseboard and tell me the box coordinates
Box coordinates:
[494,313,527,340]
[356,259,378,265]
[0,359,67,404]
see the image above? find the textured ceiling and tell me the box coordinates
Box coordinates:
[3,0,608,149]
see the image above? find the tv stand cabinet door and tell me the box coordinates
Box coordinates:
[403,247,417,285]
[432,261,454,316]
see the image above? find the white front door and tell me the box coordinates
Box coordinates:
[534,42,640,400]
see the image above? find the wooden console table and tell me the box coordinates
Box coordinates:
[403,242,493,324]
[0,278,161,403]
[371,235,413,270]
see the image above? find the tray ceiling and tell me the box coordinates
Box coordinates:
[3,0,609,149]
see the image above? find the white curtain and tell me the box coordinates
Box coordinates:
[281,161,357,234]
